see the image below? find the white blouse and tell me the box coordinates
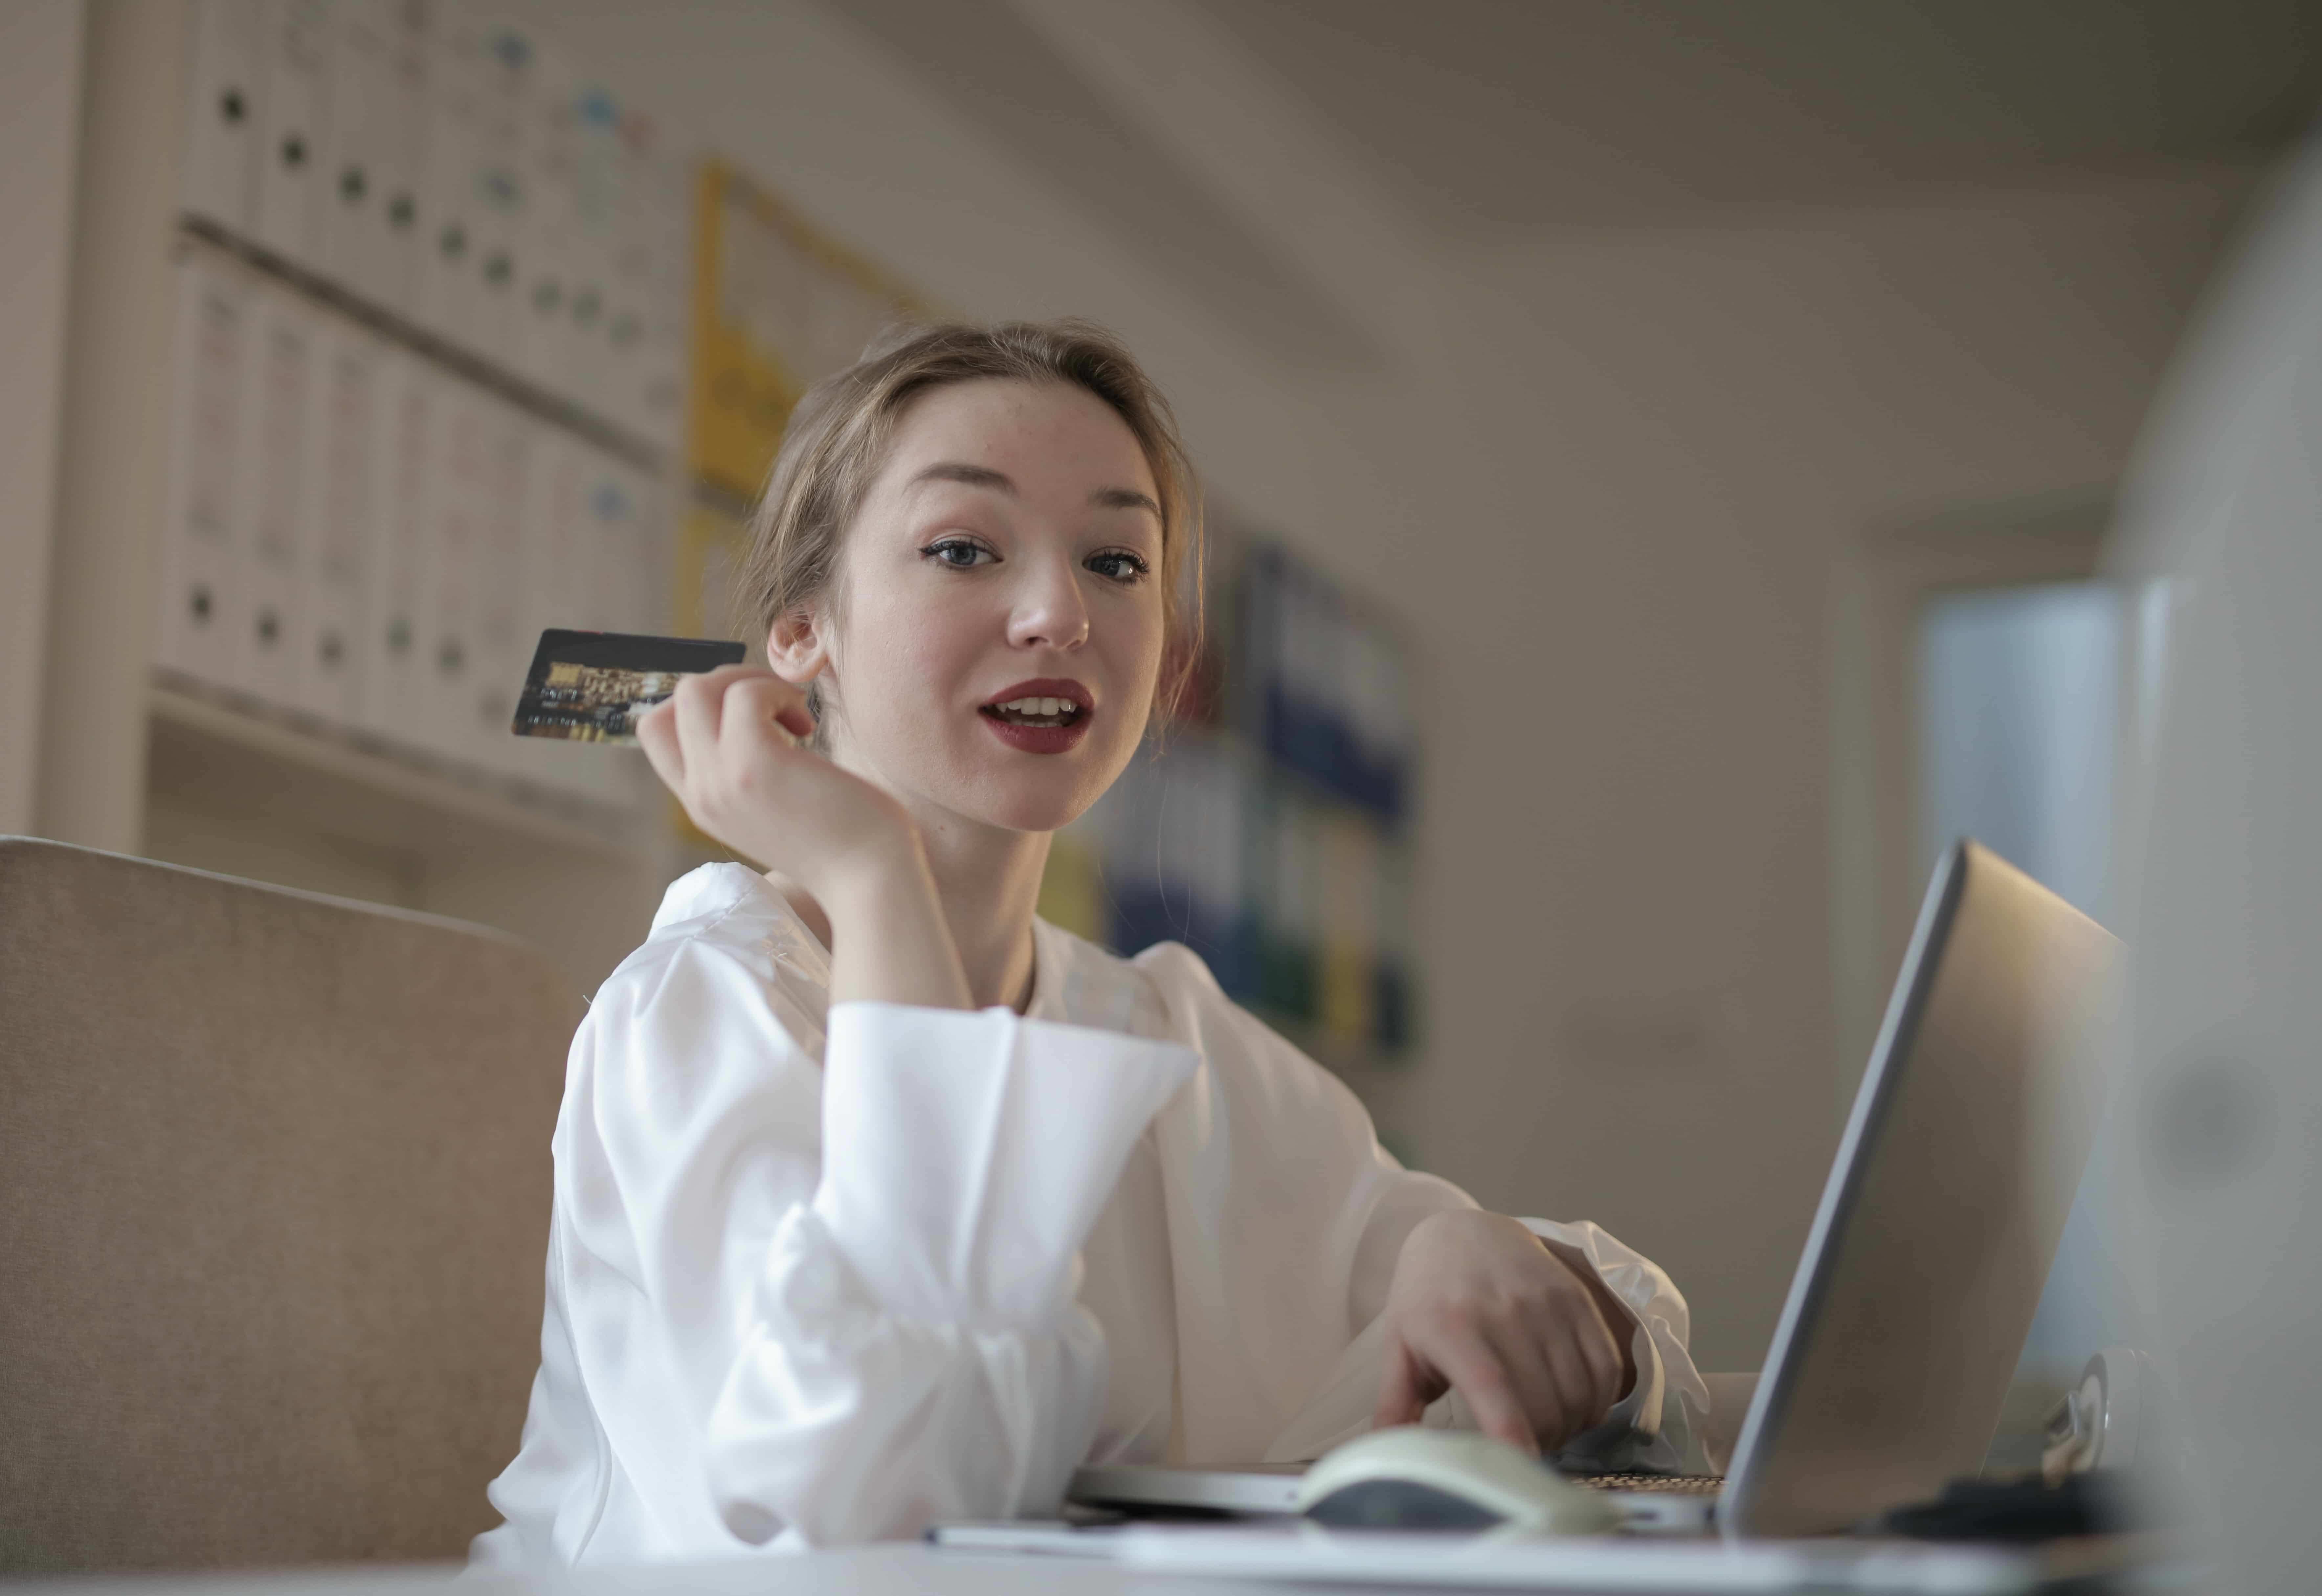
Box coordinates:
[472,864,1711,1562]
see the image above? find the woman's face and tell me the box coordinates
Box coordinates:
[782,377,1168,836]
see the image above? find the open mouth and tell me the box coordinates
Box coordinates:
[979,693,1086,730]
[977,679,1095,754]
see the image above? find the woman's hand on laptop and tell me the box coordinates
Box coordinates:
[1373,1210,1638,1456]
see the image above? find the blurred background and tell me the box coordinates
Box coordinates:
[6,0,2321,1382]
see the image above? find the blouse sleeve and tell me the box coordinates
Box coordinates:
[1135,957,1709,1475]
[520,939,1196,1552]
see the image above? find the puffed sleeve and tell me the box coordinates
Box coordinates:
[1130,944,1710,1475]
[507,936,1196,1553]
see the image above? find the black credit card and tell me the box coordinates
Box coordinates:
[511,628,747,744]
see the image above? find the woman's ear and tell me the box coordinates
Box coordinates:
[766,608,828,687]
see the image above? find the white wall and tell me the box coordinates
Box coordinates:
[368,2,2293,1367]
[0,0,85,832]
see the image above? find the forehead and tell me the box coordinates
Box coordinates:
[882,378,1157,498]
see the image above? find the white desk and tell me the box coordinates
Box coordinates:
[6,1533,2068,1596]
[10,1547,1387,1596]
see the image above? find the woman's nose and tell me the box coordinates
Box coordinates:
[1007,560,1091,651]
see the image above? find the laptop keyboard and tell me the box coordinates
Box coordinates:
[1572,1472,1726,1496]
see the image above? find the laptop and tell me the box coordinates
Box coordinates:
[1069,840,2117,1539]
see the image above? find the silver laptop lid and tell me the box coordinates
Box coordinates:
[1720,841,2116,1538]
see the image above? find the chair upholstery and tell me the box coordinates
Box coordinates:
[0,838,581,1573]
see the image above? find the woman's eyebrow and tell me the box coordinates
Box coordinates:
[910,462,1016,494]
[1091,485,1162,518]
[910,463,1158,520]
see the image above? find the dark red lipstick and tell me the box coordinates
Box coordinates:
[979,677,1093,755]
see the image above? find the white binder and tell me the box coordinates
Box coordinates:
[576,450,650,806]
[154,254,253,687]
[514,46,579,400]
[414,377,488,765]
[315,0,394,305]
[413,8,483,349]
[467,20,536,371]
[617,458,672,808]
[302,314,381,725]
[233,282,319,710]
[355,344,434,744]
[466,397,534,777]
[567,85,623,427]
[182,0,261,235]
[252,0,331,270]
[371,0,427,316]
[510,426,595,798]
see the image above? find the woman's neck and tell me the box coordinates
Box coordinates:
[910,803,1050,1013]
[771,798,1051,1015]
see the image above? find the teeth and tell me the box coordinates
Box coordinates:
[993,695,1080,716]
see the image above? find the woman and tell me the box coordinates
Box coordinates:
[473,322,1710,1561]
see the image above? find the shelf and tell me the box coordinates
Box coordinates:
[147,678,655,868]
[176,218,671,476]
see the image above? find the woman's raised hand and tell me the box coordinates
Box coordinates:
[636,665,909,902]
[636,665,973,1011]
[1373,1210,1638,1456]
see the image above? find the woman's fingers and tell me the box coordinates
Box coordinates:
[1533,1324,1605,1445]
[1372,1340,1438,1432]
[1539,1266,1625,1423]
[721,672,816,748]
[635,698,683,792]
[672,662,762,759]
[1430,1331,1540,1455]
[1572,1297,1628,1417]
[1379,1316,1623,1454]
[1482,1315,1580,1451]
[641,665,810,829]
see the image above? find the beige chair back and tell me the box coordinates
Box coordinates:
[0,838,581,1573]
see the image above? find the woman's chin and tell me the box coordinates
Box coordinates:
[978,792,1098,836]
[943,766,1111,837]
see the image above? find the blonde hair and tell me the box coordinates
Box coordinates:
[733,320,1204,735]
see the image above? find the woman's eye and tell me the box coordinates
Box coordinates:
[922,538,995,569]
[1087,549,1151,583]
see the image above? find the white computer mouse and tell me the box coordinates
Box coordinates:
[1293,1428,1620,1537]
